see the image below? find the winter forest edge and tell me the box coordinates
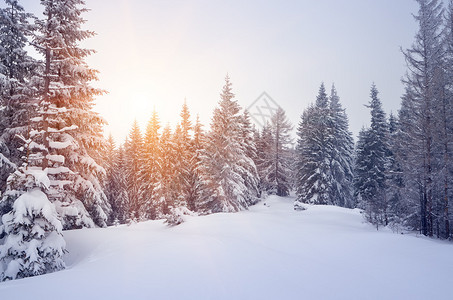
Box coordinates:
[0,0,453,282]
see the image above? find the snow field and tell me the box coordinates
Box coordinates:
[1,195,452,300]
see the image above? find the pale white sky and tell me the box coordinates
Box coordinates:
[18,0,420,144]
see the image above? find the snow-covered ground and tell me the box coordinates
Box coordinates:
[1,195,452,300]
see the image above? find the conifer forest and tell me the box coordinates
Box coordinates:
[0,1,452,299]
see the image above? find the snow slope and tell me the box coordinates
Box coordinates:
[1,195,452,300]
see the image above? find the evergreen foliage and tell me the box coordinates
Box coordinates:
[0,0,36,199]
[295,84,332,207]
[124,120,143,220]
[22,0,112,229]
[199,75,259,213]
[295,83,353,209]
[354,85,389,227]
[328,85,355,208]
[138,110,161,220]
[263,107,293,197]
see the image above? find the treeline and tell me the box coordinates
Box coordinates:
[103,77,294,225]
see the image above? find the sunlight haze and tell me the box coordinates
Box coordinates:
[21,0,419,143]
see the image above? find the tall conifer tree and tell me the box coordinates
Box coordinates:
[199,75,257,213]
[125,120,143,220]
[354,85,389,226]
[401,0,444,236]
[138,109,161,220]
[295,84,333,208]
[328,85,354,208]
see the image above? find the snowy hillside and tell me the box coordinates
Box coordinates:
[1,195,452,300]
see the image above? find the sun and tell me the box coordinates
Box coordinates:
[127,93,154,125]
[133,93,154,111]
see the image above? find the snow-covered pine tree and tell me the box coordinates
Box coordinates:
[25,0,111,229]
[0,1,69,280]
[401,0,445,236]
[155,124,174,217]
[187,115,205,212]
[238,110,260,204]
[295,83,333,208]
[124,120,143,221]
[354,84,389,227]
[180,100,192,147]
[255,123,274,195]
[0,0,36,199]
[174,101,194,209]
[109,145,129,224]
[199,75,255,213]
[287,145,298,194]
[176,103,206,213]
[103,135,115,187]
[167,124,187,210]
[396,87,422,229]
[353,127,372,205]
[138,109,161,220]
[0,171,66,281]
[266,107,293,197]
[328,85,354,208]
[164,117,200,225]
[103,134,120,224]
[385,113,405,227]
[0,100,66,280]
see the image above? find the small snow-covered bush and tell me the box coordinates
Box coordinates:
[165,206,196,226]
[294,202,307,211]
[0,189,66,281]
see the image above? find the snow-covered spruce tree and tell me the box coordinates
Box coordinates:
[255,123,274,195]
[164,120,198,225]
[188,115,206,212]
[108,145,129,224]
[237,110,260,204]
[295,84,353,209]
[328,85,354,208]
[0,0,37,199]
[176,103,207,213]
[103,135,129,224]
[124,120,143,221]
[286,146,298,193]
[155,124,174,217]
[103,134,116,222]
[401,0,445,237]
[385,113,405,227]
[0,106,66,280]
[0,168,66,281]
[396,87,423,229]
[138,109,161,220]
[354,84,389,228]
[295,83,333,208]
[265,107,293,197]
[165,124,187,211]
[199,75,258,213]
[173,101,194,210]
[353,128,372,206]
[24,0,111,229]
